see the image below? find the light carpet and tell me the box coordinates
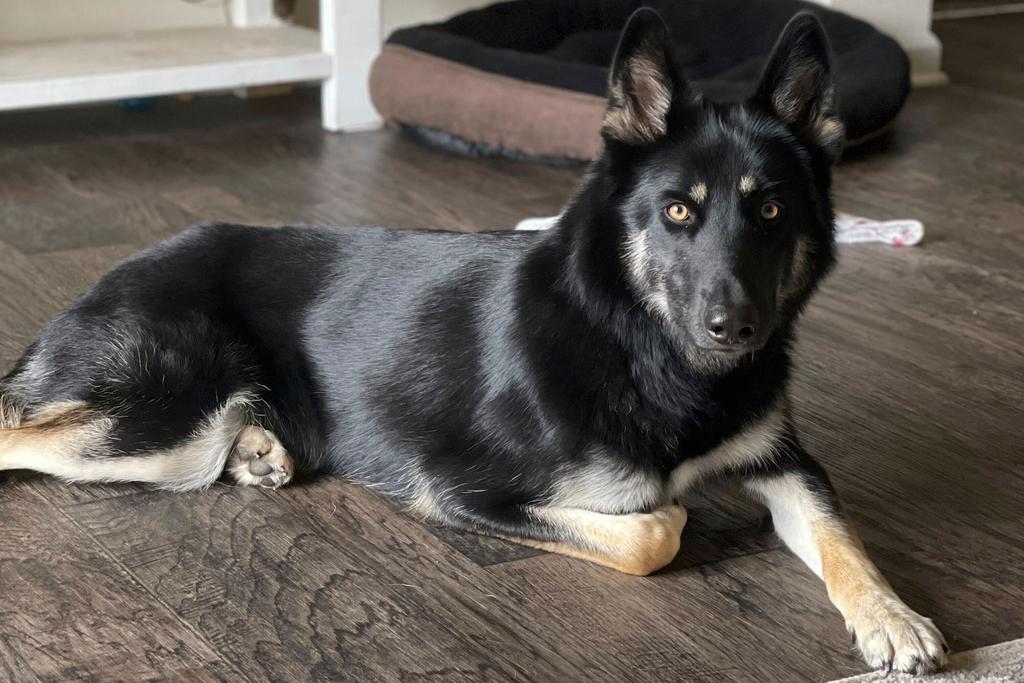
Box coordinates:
[831,639,1024,683]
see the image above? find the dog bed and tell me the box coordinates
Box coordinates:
[369,0,911,162]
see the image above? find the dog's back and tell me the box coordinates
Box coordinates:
[0,222,536,483]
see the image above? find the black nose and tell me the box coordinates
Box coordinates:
[704,303,759,347]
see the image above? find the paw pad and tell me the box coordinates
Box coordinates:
[228,426,294,490]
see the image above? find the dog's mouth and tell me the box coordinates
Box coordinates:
[672,330,761,373]
[697,344,762,361]
[678,324,767,354]
[705,346,752,355]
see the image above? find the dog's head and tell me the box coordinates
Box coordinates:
[594,9,841,369]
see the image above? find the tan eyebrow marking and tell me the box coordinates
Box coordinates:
[688,182,708,204]
[739,176,756,195]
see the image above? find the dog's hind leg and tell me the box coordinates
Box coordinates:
[0,305,302,491]
[0,401,111,477]
[0,393,292,491]
[225,425,295,490]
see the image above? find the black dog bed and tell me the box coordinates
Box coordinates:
[370,0,910,162]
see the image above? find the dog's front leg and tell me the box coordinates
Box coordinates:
[743,439,948,674]
[499,504,688,576]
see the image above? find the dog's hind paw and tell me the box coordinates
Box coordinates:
[228,426,294,489]
[848,599,948,675]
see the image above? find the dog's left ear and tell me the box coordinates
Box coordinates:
[751,13,845,161]
[602,9,677,146]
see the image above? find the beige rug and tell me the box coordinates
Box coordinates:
[831,639,1024,682]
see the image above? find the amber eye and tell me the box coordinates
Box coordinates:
[760,201,782,221]
[665,203,690,223]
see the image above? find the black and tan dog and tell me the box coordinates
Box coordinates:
[0,10,946,674]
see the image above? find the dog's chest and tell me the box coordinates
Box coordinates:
[666,406,785,495]
[549,404,785,513]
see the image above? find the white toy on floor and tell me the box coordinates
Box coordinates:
[833,211,924,246]
[515,211,924,246]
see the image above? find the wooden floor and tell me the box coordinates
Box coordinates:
[1,15,1022,683]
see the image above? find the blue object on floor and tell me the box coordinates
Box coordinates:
[118,98,156,111]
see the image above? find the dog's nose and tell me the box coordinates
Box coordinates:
[704,303,758,347]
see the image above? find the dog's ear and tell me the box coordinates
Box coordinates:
[751,13,845,161]
[602,9,677,145]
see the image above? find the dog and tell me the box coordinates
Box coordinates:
[0,10,946,675]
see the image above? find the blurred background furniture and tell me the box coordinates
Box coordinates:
[0,0,379,131]
[370,0,915,162]
[0,1,944,134]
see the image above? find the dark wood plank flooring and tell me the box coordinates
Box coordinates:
[1,15,1022,682]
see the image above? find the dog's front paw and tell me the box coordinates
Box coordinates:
[617,504,687,576]
[847,598,947,675]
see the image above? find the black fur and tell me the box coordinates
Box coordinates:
[2,11,839,537]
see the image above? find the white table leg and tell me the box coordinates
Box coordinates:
[229,0,277,27]
[320,0,382,132]
[229,0,278,100]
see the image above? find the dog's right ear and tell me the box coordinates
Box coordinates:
[602,9,677,146]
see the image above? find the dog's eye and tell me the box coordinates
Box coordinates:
[665,203,690,223]
[760,201,782,221]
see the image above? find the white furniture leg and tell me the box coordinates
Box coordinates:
[320,0,382,132]
[229,0,278,99]
[229,0,278,27]
[808,0,947,86]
